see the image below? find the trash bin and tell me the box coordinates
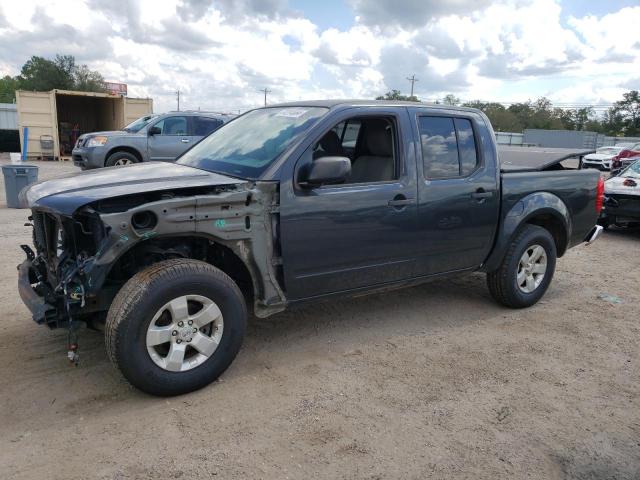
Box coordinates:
[2,165,39,208]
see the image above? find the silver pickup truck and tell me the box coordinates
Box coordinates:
[72,111,234,169]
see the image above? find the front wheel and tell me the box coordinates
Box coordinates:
[487,225,557,308]
[105,151,139,167]
[105,259,247,396]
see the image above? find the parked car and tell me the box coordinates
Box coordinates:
[18,101,603,396]
[599,158,640,228]
[611,153,640,175]
[581,142,640,171]
[72,111,235,169]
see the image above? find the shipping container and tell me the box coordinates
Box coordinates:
[16,89,153,159]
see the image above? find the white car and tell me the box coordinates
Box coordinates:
[582,142,640,171]
[598,159,640,228]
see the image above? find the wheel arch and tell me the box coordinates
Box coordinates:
[105,146,143,166]
[482,191,571,272]
[102,234,260,310]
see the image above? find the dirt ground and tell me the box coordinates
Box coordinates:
[0,158,638,480]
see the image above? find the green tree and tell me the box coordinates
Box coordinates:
[376,89,419,102]
[18,55,75,91]
[0,75,20,103]
[442,94,460,106]
[74,64,106,92]
[611,90,640,136]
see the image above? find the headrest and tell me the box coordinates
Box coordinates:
[319,130,342,155]
[365,120,392,157]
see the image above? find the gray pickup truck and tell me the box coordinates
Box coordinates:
[72,111,234,169]
[18,100,603,396]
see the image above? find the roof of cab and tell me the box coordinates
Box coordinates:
[268,99,480,113]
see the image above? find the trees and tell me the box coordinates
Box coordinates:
[74,64,107,92]
[0,76,20,103]
[0,55,106,103]
[376,90,419,102]
[610,90,640,136]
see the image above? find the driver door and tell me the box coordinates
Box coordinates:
[147,115,194,161]
[279,109,420,300]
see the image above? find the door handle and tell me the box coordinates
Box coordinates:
[388,195,415,207]
[471,189,493,201]
[181,138,190,143]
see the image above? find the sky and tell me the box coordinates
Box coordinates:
[0,0,639,114]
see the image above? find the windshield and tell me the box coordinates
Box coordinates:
[124,114,158,133]
[177,107,328,178]
[622,160,640,178]
[597,147,621,154]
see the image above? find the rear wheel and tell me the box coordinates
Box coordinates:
[105,151,139,167]
[487,225,557,308]
[105,259,247,396]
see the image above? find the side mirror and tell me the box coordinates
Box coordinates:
[148,126,161,136]
[299,156,351,188]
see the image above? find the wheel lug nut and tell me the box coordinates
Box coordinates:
[178,321,184,327]
[193,328,197,333]
[176,339,182,344]
[187,338,191,342]
[172,330,178,336]
[188,320,193,325]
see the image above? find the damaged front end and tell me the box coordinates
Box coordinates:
[18,180,287,334]
[18,208,107,328]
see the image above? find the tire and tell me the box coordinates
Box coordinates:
[105,151,139,167]
[105,259,247,396]
[487,225,557,309]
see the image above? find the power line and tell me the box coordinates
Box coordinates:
[259,88,272,107]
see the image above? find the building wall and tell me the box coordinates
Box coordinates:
[0,103,18,130]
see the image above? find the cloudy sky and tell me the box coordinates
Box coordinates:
[0,0,639,113]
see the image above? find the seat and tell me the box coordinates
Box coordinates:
[349,120,394,183]
[313,130,344,159]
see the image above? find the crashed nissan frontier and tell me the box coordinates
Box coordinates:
[17,101,604,396]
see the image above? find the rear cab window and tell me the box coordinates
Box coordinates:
[418,115,480,179]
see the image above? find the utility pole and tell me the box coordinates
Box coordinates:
[259,88,272,106]
[406,75,418,98]
[176,90,180,111]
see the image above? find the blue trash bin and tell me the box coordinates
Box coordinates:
[2,164,39,208]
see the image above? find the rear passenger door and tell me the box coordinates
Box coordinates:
[410,109,500,275]
[147,115,193,161]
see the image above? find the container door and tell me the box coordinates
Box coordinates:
[16,90,56,158]
[124,97,153,127]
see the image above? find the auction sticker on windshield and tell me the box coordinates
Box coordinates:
[275,108,308,118]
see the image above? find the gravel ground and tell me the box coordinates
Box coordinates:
[0,158,638,479]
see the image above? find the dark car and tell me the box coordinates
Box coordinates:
[72,111,235,169]
[18,101,603,396]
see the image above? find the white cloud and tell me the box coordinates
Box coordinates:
[0,0,638,112]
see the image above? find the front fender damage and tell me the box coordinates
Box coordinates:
[75,181,286,318]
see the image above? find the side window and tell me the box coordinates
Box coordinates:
[194,116,223,136]
[329,120,361,152]
[419,116,479,178]
[153,116,188,135]
[310,116,396,184]
[455,118,478,175]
